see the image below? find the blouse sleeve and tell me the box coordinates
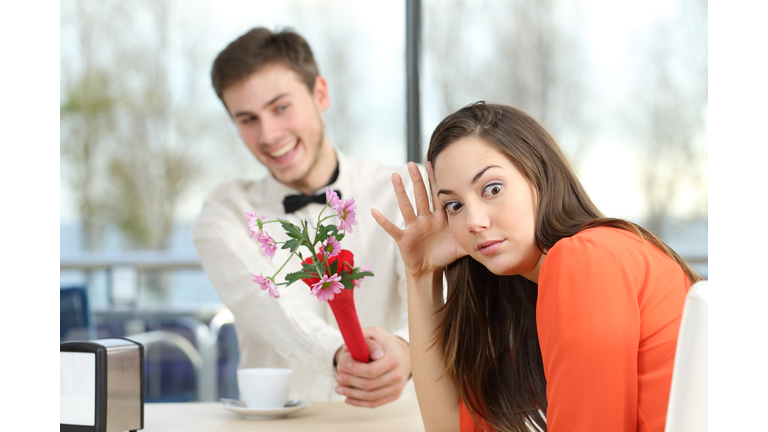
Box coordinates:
[536,234,641,431]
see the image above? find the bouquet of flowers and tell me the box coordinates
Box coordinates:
[245,188,374,363]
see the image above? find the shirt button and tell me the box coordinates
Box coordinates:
[286,351,292,358]
[321,363,327,370]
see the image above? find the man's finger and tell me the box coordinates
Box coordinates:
[366,338,384,361]
[344,393,400,408]
[336,367,403,391]
[336,382,402,402]
[347,353,395,379]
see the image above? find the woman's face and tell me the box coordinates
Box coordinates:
[433,137,545,281]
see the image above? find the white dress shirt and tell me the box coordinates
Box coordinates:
[193,150,417,402]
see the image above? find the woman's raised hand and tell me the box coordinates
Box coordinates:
[372,162,467,279]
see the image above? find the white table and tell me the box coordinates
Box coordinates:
[141,400,425,432]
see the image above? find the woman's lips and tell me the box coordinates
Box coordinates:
[477,240,504,255]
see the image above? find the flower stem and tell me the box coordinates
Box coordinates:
[314,204,332,243]
[271,248,299,280]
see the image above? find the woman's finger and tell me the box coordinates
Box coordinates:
[426,161,440,214]
[371,208,403,242]
[408,162,432,217]
[391,173,417,225]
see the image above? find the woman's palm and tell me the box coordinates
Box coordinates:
[372,162,467,277]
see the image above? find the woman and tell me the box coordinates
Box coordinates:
[371,102,703,432]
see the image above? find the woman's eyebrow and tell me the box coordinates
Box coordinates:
[437,165,501,197]
[472,165,501,184]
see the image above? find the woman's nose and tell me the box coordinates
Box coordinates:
[465,204,490,233]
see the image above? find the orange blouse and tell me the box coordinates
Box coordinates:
[459,227,690,432]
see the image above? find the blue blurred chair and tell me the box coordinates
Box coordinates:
[60,285,205,402]
[60,286,96,341]
[128,330,201,402]
[217,322,240,399]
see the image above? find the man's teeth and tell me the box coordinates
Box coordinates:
[269,141,298,157]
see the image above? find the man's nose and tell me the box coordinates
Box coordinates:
[259,116,283,145]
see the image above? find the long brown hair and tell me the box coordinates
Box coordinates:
[427,102,703,432]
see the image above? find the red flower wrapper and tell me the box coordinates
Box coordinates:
[302,250,369,363]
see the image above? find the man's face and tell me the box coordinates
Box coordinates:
[222,63,330,189]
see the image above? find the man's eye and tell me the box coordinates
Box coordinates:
[443,201,463,214]
[240,116,256,125]
[276,104,289,113]
[482,183,503,198]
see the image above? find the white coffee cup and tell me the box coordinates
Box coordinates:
[237,368,292,408]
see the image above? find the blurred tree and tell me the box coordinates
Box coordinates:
[627,0,707,237]
[425,0,484,118]
[426,0,594,163]
[61,0,208,250]
[60,1,117,250]
[287,0,361,155]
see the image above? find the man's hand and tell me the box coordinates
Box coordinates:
[333,326,411,408]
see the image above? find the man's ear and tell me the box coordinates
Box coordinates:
[313,75,331,111]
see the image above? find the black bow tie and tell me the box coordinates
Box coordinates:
[283,190,342,214]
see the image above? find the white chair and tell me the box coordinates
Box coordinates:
[665,280,708,432]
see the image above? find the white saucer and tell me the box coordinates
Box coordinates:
[221,401,310,419]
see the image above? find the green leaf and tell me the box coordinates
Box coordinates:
[315,224,338,244]
[281,238,302,253]
[280,220,304,241]
[301,220,312,243]
[329,260,338,275]
[285,270,314,286]
[347,271,374,281]
[302,262,320,274]
[341,279,354,290]
[340,271,373,287]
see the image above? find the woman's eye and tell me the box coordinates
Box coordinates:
[482,183,503,198]
[276,104,289,113]
[443,201,463,214]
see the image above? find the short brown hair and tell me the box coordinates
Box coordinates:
[211,27,320,103]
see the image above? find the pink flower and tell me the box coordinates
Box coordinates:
[326,187,341,209]
[319,236,341,258]
[311,274,343,302]
[336,198,358,233]
[353,263,372,288]
[252,274,279,299]
[257,230,277,260]
[244,212,266,238]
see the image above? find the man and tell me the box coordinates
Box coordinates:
[193,27,415,406]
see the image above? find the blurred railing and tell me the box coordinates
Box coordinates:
[60,252,233,402]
